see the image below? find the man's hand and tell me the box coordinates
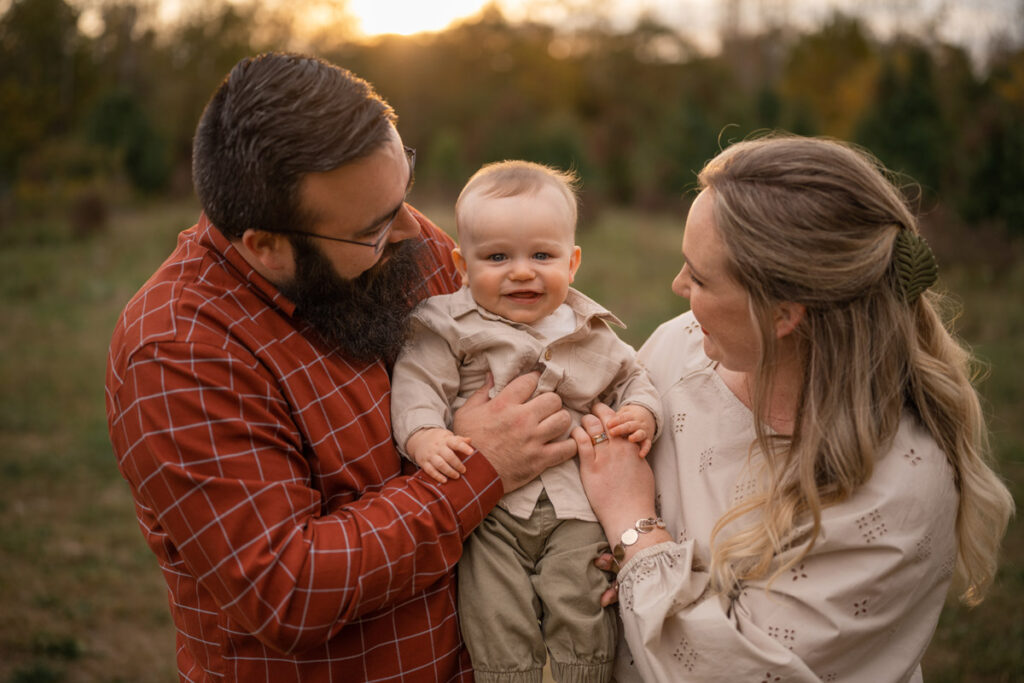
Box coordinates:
[453,372,575,492]
[594,552,620,607]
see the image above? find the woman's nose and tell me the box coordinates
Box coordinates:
[671,269,689,298]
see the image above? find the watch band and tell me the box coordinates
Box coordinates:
[612,517,666,567]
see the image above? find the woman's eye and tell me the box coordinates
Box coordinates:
[682,263,703,287]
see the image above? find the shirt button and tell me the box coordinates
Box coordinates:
[544,349,553,360]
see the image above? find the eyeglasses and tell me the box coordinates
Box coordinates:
[275,146,416,254]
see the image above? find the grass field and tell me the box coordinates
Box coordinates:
[0,197,1020,682]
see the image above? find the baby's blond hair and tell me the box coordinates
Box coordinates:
[455,161,579,241]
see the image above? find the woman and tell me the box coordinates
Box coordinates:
[575,135,1014,681]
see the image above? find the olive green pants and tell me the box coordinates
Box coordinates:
[458,493,616,683]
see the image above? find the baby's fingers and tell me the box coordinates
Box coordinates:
[437,451,466,480]
[608,420,638,437]
[422,462,449,484]
[628,431,652,458]
[627,428,648,444]
[450,436,474,459]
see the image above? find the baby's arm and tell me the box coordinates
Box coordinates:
[605,404,657,458]
[406,427,473,484]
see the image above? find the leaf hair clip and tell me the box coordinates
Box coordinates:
[893,229,938,304]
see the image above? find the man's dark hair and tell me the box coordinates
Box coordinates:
[192,52,397,239]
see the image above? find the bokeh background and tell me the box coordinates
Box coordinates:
[1,0,1021,680]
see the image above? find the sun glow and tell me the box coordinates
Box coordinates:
[348,0,497,36]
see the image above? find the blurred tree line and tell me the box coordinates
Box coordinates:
[1,0,1023,242]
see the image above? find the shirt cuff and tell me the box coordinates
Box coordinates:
[424,447,503,541]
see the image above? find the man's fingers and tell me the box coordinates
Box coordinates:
[542,437,578,468]
[458,373,496,411]
[535,405,572,442]
[594,551,616,572]
[594,551,621,607]
[600,582,620,608]
[525,389,563,414]
[494,371,541,405]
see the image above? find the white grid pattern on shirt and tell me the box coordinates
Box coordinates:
[106,214,491,681]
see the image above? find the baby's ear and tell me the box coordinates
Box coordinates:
[568,245,582,282]
[451,248,470,286]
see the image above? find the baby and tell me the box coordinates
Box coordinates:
[391,160,660,683]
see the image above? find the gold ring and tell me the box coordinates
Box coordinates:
[591,432,609,446]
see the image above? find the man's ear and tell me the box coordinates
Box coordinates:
[774,301,806,339]
[568,245,582,283]
[240,229,294,280]
[452,248,469,286]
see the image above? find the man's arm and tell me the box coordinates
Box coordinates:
[110,340,502,654]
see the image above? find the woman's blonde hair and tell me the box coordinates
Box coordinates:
[698,134,1013,605]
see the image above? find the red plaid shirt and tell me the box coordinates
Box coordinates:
[106,210,503,682]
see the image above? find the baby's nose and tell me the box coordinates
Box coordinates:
[509,260,535,279]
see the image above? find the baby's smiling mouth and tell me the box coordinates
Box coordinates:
[505,290,543,302]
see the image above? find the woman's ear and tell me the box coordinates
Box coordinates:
[774,301,806,339]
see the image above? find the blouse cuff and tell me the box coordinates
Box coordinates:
[617,540,680,578]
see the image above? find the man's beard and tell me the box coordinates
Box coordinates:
[278,237,422,364]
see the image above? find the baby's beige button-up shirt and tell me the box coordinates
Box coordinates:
[392,286,662,522]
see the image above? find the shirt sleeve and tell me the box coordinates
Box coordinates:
[595,329,664,440]
[616,469,957,683]
[111,339,502,655]
[390,307,464,455]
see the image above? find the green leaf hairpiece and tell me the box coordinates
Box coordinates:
[893,229,938,303]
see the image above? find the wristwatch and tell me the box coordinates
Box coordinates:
[612,517,666,567]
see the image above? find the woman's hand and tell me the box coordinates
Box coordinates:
[575,403,665,566]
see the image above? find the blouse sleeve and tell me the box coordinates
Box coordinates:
[616,427,957,683]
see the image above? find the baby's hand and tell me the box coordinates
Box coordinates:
[605,404,656,458]
[407,427,473,483]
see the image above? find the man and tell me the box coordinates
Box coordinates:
[105,52,575,682]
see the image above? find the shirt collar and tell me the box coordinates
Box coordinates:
[447,285,625,329]
[193,213,298,317]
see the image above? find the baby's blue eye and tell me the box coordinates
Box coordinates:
[487,253,507,262]
[533,253,551,260]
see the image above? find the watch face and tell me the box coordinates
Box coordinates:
[621,528,640,546]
